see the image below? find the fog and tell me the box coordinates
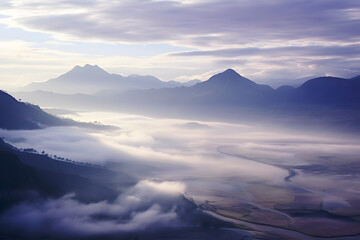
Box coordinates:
[2,111,360,238]
[0,180,190,237]
[1,112,360,199]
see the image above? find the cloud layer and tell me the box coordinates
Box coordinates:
[0,0,360,86]
[4,0,360,46]
[2,112,360,203]
[0,180,189,237]
[1,112,360,238]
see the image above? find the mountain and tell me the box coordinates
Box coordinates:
[0,90,67,129]
[259,76,317,88]
[0,142,232,240]
[72,68,278,120]
[351,75,360,81]
[0,139,132,212]
[22,64,201,94]
[15,69,360,112]
[13,69,276,120]
[0,90,118,130]
[0,150,102,210]
[103,68,275,109]
[0,151,41,191]
[188,69,274,106]
[176,79,201,87]
[285,76,360,107]
[13,69,360,131]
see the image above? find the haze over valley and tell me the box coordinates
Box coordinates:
[1,1,360,239]
[1,65,360,239]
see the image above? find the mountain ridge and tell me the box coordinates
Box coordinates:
[12,68,360,132]
[0,90,118,130]
[22,64,201,94]
[0,90,67,129]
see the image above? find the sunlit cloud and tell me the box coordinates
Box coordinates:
[0,0,360,89]
[4,0,360,46]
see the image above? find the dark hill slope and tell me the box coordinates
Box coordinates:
[0,90,66,129]
[0,150,118,212]
[0,90,118,130]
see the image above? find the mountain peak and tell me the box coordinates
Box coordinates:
[206,68,256,87]
[300,76,346,88]
[223,68,240,75]
[215,68,247,79]
[62,64,110,81]
[84,64,101,69]
[71,64,107,73]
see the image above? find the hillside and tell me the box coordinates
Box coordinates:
[0,90,67,129]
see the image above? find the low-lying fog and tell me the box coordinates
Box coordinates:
[2,111,360,238]
[2,112,359,204]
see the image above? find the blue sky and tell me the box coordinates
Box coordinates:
[0,0,360,89]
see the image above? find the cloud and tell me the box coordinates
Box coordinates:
[0,180,189,237]
[170,44,360,82]
[171,45,360,58]
[174,121,211,129]
[0,126,134,163]
[1,0,360,87]
[3,113,360,186]
[2,112,360,238]
[2,0,359,46]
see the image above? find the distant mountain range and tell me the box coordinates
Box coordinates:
[13,67,360,131]
[100,69,360,121]
[22,64,200,94]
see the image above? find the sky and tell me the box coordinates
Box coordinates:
[0,0,360,89]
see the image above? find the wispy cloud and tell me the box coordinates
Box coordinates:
[3,0,360,46]
[2,0,360,47]
[1,0,360,87]
[171,45,360,58]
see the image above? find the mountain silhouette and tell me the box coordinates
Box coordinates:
[0,136,136,212]
[0,150,119,212]
[16,68,360,111]
[23,64,200,94]
[0,90,67,129]
[291,76,360,107]
[205,69,257,87]
[0,151,40,190]
[105,68,276,111]
[63,64,110,83]
[14,68,360,131]
[189,69,274,106]
[351,75,360,81]
[0,148,236,239]
[0,90,119,130]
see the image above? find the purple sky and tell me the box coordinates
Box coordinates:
[0,0,359,88]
